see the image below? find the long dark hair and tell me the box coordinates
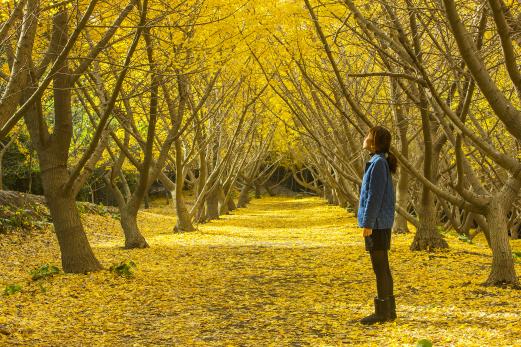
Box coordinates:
[369,126,397,174]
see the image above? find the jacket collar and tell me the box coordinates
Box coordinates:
[368,152,385,163]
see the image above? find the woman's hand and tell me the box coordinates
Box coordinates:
[363,228,372,237]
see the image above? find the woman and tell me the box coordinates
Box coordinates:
[357,126,397,325]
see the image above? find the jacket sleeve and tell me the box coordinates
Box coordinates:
[360,159,387,229]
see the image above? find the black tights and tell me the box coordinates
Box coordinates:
[369,250,393,298]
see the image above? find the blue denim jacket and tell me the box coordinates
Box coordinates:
[357,153,396,229]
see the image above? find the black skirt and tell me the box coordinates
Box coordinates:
[364,228,392,251]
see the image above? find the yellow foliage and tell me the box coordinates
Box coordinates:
[0,63,8,76]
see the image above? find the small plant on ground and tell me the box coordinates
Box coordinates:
[110,261,137,278]
[30,264,60,281]
[416,339,433,347]
[458,234,473,244]
[0,206,47,233]
[3,284,22,295]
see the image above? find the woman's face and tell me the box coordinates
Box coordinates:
[363,133,374,152]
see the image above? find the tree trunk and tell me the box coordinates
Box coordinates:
[104,175,150,249]
[330,187,339,205]
[221,181,236,214]
[511,222,520,240]
[474,214,492,248]
[165,190,170,205]
[143,193,150,209]
[119,206,149,249]
[393,178,410,234]
[484,198,519,286]
[264,183,275,196]
[324,184,335,204]
[410,193,448,250]
[194,148,208,221]
[227,197,237,212]
[20,8,103,274]
[174,139,195,231]
[158,171,195,232]
[205,186,220,220]
[390,77,410,234]
[218,184,229,215]
[42,168,102,273]
[195,205,206,223]
[393,171,410,233]
[175,189,195,232]
[254,183,262,198]
[237,184,250,208]
[410,100,447,249]
[336,189,347,208]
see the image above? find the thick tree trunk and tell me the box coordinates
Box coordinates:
[220,181,236,214]
[254,183,262,198]
[323,184,335,204]
[20,8,103,274]
[484,199,518,286]
[410,108,447,249]
[410,193,448,250]
[43,168,102,273]
[393,172,410,234]
[227,197,237,212]
[119,207,149,249]
[402,4,447,249]
[195,205,206,224]
[205,186,220,221]
[158,171,195,232]
[237,184,250,208]
[330,187,339,205]
[390,77,411,234]
[393,182,409,234]
[336,189,347,208]
[511,222,520,240]
[143,193,150,209]
[217,184,229,215]
[104,176,149,249]
[350,201,358,216]
[474,214,492,248]
[175,190,195,232]
[194,148,208,221]
[411,151,448,249]
[264,183,275,196]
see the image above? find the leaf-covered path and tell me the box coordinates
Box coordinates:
[1,197,521,346]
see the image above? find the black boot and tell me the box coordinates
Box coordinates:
[360,297,386,325]
[386,295,396,320]
[379,295,396,320]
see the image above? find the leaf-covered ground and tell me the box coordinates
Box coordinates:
[1,196,520,346]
